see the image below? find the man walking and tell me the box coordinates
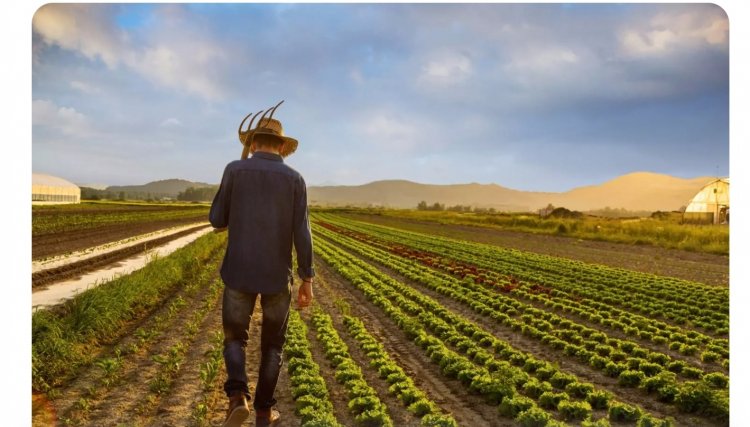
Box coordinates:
[209,103,314,427]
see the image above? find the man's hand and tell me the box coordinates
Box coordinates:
[297,279,314,308]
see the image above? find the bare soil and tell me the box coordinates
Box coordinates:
[345,213,729,286]
[32,224,210,289]
[33,217,209,260]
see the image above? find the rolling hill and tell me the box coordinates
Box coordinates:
[307,172,718,212]
[105,179,215,199]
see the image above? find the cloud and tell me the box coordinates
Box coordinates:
[69,80,100,94]
[32,99,93,137]
[417,51,473,86]
[361,113,421,152]
[506,47,579,74]
[160,117,182,127]
[619,7,728,56]
[32,4,123,68]
[33,4,229,100]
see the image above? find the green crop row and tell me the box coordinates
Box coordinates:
[313,236,680,426]
[318,216,729,361]
[310,307,393,427]
[314,223,729,420]
[341,314,458,426]
[33,204,209,235]
[316,214,728,334]
[315,223,727,381]
[32,232,226,392]
[285,310,341,426]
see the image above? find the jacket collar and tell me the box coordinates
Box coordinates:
[252,151,283,162]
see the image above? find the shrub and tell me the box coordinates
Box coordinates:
[618,370,645,387]
[679,344,699,356]
[498,395,535,418]
[595,344,613,357]
[604,361,627,377]
[641,371,677,394]
[565,381,595,398]
[700,351,721,363]
[468,374,515,405]
[522,378,553,399]
[657,383,679,403]
[558,400,592,421]
[586,390,612,409]
[535,365,556,381]
[590,355,608,370]
[637,414,675,427]
[619,341,636,353]
[639,362,662,377]
[549,371,576,389]
[420,413,458,427]
[702,372,729,389]
[355,407,391,426]
[647,352,670,365]
[608,401,642,422]
[522,359,547,373]
[581,418,612,427]
[681,366,703,379]
[515,406,552,427]
[666,360,687,373]
[407,398,434,417]
[538,391,568,409]
[675,381,729,421]
[627,357,646,370]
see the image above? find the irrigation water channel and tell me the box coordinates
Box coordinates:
[32,223,213,310]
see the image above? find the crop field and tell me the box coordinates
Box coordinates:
[32,201,210,260]
[32,210,729,426]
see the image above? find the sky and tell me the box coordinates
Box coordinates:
[31,3,729,191]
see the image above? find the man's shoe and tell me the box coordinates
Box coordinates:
[256,408,280,426]
[223,393,250,427]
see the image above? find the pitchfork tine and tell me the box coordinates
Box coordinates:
[246,110,263,132]
[256,106,273,129]
[266,100,285,122]
[238,112,254,135]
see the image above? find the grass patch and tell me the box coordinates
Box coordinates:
[32,232,226,392]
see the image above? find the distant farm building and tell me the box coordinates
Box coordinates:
[683,178,729,224]
[32,173,81,204]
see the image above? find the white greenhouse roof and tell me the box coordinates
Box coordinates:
[32,173,80,189]
[685,178,729,213]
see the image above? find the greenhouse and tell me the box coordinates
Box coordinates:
[32,173,81,204]
[683,178,729,224]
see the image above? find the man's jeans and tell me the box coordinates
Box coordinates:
[222,283,291,410]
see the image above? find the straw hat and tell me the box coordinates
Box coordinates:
[237,100,298,159]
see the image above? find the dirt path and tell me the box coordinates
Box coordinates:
[345,213,729,286]
[313,259,514,427]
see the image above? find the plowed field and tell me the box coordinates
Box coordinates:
[32,212,729,426]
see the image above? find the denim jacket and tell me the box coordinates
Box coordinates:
[209,152,315,294]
